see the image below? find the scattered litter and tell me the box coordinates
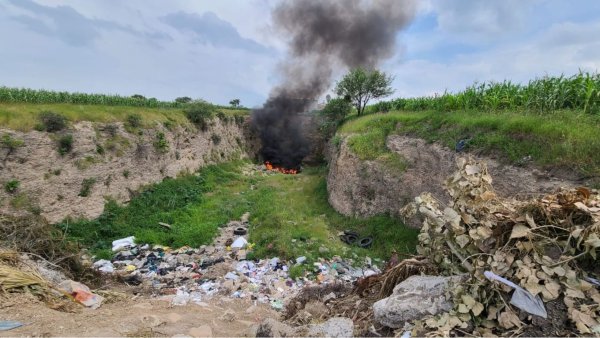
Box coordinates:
[271,299,284,310]
[296,256,306,264]
[112,236,135,252]
[0,321,23,331]
[158,222,172,229]
[58,280,103,309]
[93,259,114,273]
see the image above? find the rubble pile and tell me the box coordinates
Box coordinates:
[404,157,600,336]
[93,213,381,310]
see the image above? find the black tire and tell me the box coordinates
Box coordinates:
[343,230,359,237]
[341,233,358,245]
[233,227,247,235]
[358,236,373,248]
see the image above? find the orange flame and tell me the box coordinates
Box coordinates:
[264,161,298,174]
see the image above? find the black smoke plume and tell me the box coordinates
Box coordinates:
[252,0,416,169]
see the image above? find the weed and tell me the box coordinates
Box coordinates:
[57,134,73,155]
[79,178,96,197]
[53,169,61,176]
[154,132,169,153]
[1,133,24,151]
[211,133,221,145]
[123,170,130,178]
[289,265,307,280]
[75,156,98,170]
[38,111,68,132]
[96,144,105,155]
[4,179,20,193]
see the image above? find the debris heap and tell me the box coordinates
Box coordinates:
[408,157,600,336]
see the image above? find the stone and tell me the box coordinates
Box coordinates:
[373,275,466,329]
[305,317,354,337]
[188,325,213,337]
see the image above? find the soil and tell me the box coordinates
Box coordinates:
[0,291,277,337]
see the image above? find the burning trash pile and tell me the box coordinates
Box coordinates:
[92,214,381,310]
[402,157,600,336]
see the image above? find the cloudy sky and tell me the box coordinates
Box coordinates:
[1,0,599,107]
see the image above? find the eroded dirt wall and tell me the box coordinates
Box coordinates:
[327,134,579,227]
[0,118,259,223]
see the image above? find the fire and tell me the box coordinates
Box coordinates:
[264,161,298,174]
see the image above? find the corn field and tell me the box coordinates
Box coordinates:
[368,72,600,114]
[0,87,245,110]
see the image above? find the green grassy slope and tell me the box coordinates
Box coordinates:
[339,109,600,177]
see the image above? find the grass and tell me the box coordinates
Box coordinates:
[0,102,248,131]
[338,109,600,176]
[59,161,418,261]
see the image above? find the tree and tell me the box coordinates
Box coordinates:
[318,97,352,137]
[229,99,240,108]
[335,68,394,116]
[175,96,192,104]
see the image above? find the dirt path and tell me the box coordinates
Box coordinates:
[0,293,278,337]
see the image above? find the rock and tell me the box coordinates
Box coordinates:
[305,317,354,337]
[255,318,294,337]
[373,275,466,328]
[188,325,213,337]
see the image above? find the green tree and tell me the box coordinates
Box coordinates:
[319,97,352,137]
[175,96,192,104]
[335,68,394,116]
[229,99,240,108]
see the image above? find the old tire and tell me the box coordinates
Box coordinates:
[233,227,247,236]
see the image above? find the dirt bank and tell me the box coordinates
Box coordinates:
[327,134,581,227]
[0,118,259,223]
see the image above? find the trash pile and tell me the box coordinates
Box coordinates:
[405,157,600,336]
[93,213,381,309]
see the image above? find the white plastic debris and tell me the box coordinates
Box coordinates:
[93,259,114,273]
[296,256,306,264]
[225,272,239,280]
[484,271,547,318]
[112,236,135,252]
[172,289,190,306]
[231,237,248,249]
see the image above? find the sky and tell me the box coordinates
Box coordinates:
[1,0,599,107]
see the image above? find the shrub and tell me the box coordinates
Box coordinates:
[38,111,68,132]
[126,114,143,129]
[131,94,146,100]
[4,179,20,193]
[57,134,73,155]
[103,123,119,137]
[184,101,215,131]
[319,98,352,137]
[154,132,169,153]
[79,178,96,197]
[211,134,221,145]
